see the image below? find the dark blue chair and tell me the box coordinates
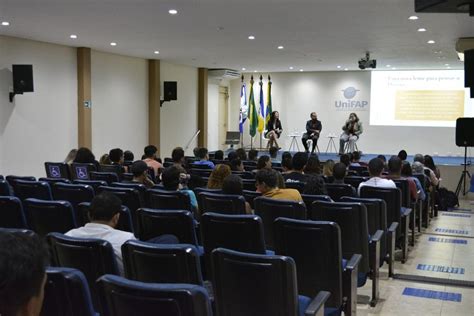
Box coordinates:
[254,196,307,249]
[212,248,330,316]
[41,267,96,316]
[51,183,94,224]
[0,179,12,196]
[71,163,97,180]
[6,175,36,184]
[301,194,332,211]
[90,172,120,185]
[274,218,361,316]
[343,176,368,189]
[24,199,76,237]
[325,184,356,202]
[199,192,247,215]
[99,164,123,175]
[121,173,134,182]
[242,179,257,191]
[122,241,203,285]
[96,186,142,230]
[76,202,134,234]
[96,275,212,316]
[110,182,147,204]
[146,188,192,212]
[285,181,306,193]
[0,227,35,235]
[0,196,27,228]
[44,162,72,180]
[39,177,71,185]
[72,179,107,192]
[12,180,53,201]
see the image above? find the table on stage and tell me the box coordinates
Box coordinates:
[288,133,300,152]
[326,133,338,154]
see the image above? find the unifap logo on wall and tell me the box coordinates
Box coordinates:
[334,87,369,111]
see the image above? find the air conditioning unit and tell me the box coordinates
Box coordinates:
[456,37,474,61]
[208,69,240,81]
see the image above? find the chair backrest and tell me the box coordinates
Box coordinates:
[97,186,142,228]
[146,188,191,212]
[0,196,27,228]
[360,186,402,236]
[41,267,96,316]
[199,192,246,215]
[39,177,71,185]
[284,181,305,193]
[301,194,332,211]
[99,164,123,174]
[90,172,120,185]
[242,190,262,209]
[136,208,198,245]
[122,173,134,182]
[190,168,212,178]
[348,165,368,176]
[274,218,343,308]
[344,176,367,189]
[212,248,300,316]
[44,162,71,180]
[393,179,411,207]
[110,182,147,205]
[254,196,306,249]
[12,180,52,201]
[47,233,119,308]
[72,179,107,191]
[0,179,12,196]
[242,179,257,191]
[71,163,96,180]
[97,275,212,316]
[6,175,36,184]
[190,163,213,170]
[231,171,255,179]
[77,202,134,233]
[122,241,203,285]
[311,200,370,273]
[51,182,94,216]
[325,183,356,201]
[412,173,428,190]
[24,199,76,237]
[341,196,388,261]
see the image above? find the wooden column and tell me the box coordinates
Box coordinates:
[77,47,92,148]
[148,60,161,154]
[197,68,208,147]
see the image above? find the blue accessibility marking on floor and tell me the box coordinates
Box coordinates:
[402,287,462,302]
[441,213,471,218]
[417,264,465,274]
[428,237,467,244]
[435,228,470,235]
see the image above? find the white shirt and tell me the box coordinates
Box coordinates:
[66,223,135,275]
[358,177,396,195]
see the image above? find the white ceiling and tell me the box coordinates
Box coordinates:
[0,0,472,72]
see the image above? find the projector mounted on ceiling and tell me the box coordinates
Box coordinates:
[415,0,474,16]
[358,52,377,70]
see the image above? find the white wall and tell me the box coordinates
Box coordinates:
[91,51,148,160]
[160,62,198,157]
[230,71,463,157]
[0,36,77,178]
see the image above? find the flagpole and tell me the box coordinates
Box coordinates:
[240,75,244,149]
[259,75,263,150]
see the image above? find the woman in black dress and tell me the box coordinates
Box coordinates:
[265,111,282,149]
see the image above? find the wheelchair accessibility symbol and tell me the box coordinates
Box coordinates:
[76,167,88,179]
[49,166,61,178]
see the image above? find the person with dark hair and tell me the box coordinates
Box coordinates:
[171,147,185,169]
[230,158,244,172]
[303,174,328,195]
[333,162,348,184]
[208,164,232,189]
[386,156,418,201]
[109,148,124,165]
[162,166,199,211]
[235,148,247,161]
[350,151,363,167]
[269,146,279,162]
[124,150,134,162]
[227,150,238,162]
[256,169,302,201]
[284,152,309,183]
[222,174,252,214]
[358,158,396,194]
[214,150,224,160]
[248,149,258,161]
[194,147,215,169]
[193,147,200,158]
[281,151,292,161]
[73,147,100,169]
[99,153,111,165]
[265,111,283,149]
[398,150,408,161]
[0,231,49,316]
[339,112,363,155]
[402,161,426,201]
[143,145,163,176]
[340,154,351,167]
[304,155,321,175]
[255,155,272,171]
[281,156,293,174]
[130,160,154,188]
[424,155,441,179]
[64,148,77,165]
[302,112,322,154]
[67,192,178,274]
[414,153,439,186]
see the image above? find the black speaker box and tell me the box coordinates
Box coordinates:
[456,118,474,147]
[12,65,34,93]
[164,81,177,101]
[465,49,474,88]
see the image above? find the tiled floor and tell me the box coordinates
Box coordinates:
[355,198,474,315]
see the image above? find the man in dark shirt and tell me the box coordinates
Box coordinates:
[283,152,309,183]
[302,112,322,154]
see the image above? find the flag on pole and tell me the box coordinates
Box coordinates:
[265,76,272,125]
[239,80,247,133]
[248,76,258,137]
[257,77,265,133]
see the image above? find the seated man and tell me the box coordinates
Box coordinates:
[109,147,126,172]
[248,149,259,161]
[283,152,309,183]
[0,230,49,316]
[302,112,322,154]
[256,169,303,202]
[161,166,199,212]
[66,192,178,274]
[386,156,418,201]
[333,162,348,184]
[269,146,279,163]
[193,147,215,169]
[358,158,396,195]
[130,160,155,188]
[143,145,163,176]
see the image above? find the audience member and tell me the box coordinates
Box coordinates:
[304,155,321,175]
[340,154,351,167]
[171,147,186,172]
[377,154,388,172]
[323,159,335,177]
[207,164,231,189]
[255,155,272,172]
[193,147,200,159]
[222,175,253,214]
[194,147,215,169]
[73,147,100,169]
[124,150,134,162]
[143,145,163,176]
[99,153,111,165]
[214,150,224,160]
[130,160,154,188]
[398,150,408,161]
[235,148,248,161]
[386,156,418,201]
[64,149,77,165]
[333,162,348,184]
[109,148,124,165]
[255,169,302,202]
[414,154,439,187]
[0,231,49,316]
[227,150,238,162]
[358,158,396,195]
[269,146,279,162]
[302,174,328,195]
[283,152,309,183]
[281,156,293,174]
[248,149,259,161]
[424,155,441,180]
[230,158,244,172]
[161,166,199,212]
[66,192,178,274]
[281,151,292,161]
[401,161,426,201]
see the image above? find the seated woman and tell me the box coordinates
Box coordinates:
[207,164,232,189]
[339,112,363,154]
[222,174,253,214]
[265,111,282,149]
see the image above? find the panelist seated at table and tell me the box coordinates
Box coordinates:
[302,112,322,154]
[265,111,282,149]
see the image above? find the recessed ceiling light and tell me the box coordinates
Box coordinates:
[434,50,442,54]
[427,40,435,44]
[392,67,397,70]
[242,67,246,71]
[168,9,178,15]
[386,64,391,67]
[299,69,304,72]
[253,70,257,73]
[70,34,77,39]
[446,66,451,69]
[1,21,10,26]
[248,35,255,40]
[344,68,348,71]
[444,63,450,66]
[289,66,294,70]
[154,51,160,54]
[110,42,117,46]
[408,15,419,20]
[337,65,341,69]
[417,28,426,32]
[277,46,284,50]
[437,56,446,59]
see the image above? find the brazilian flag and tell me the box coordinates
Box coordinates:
[247,79,258,137]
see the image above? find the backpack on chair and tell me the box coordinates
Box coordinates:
[437,187,459,211]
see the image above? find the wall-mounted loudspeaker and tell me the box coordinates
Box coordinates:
[455,117,474,147]
[465,49,474,89]
[164,81,177,101]
[13,65,34,93]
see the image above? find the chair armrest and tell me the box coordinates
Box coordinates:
[345,253,362,271]
[388,222,399,233]
[370,230,384,243]
[342,254,361,316]
[304,291,331,316]
[401,207,412,217]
